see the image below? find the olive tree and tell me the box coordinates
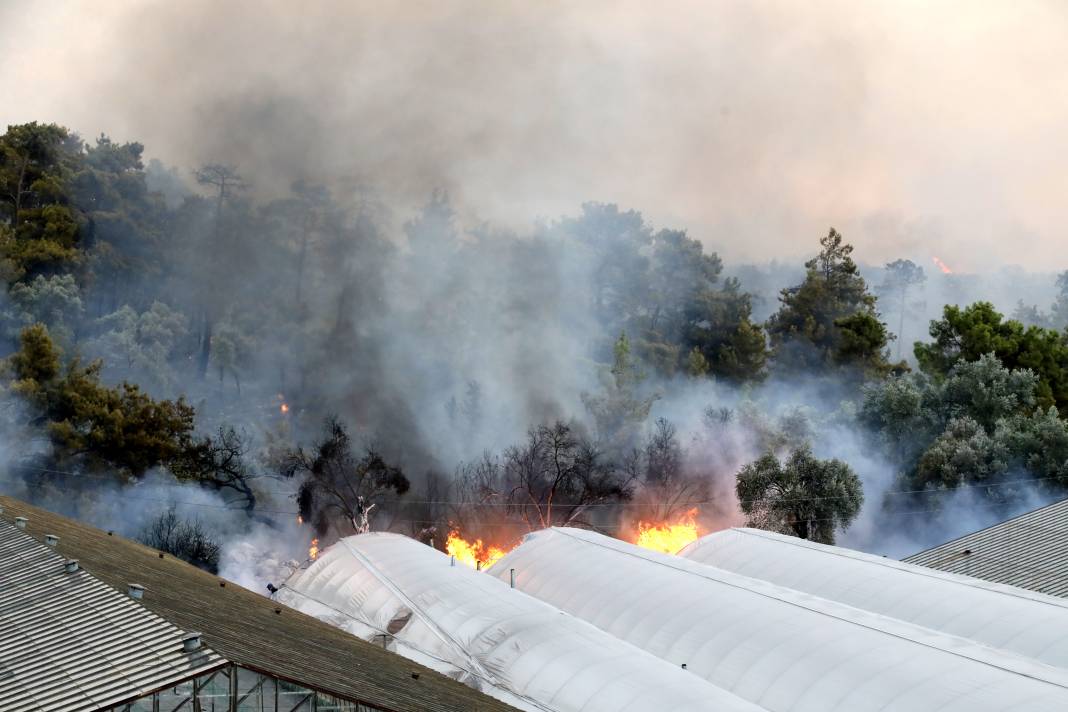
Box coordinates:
[736,445,863,544]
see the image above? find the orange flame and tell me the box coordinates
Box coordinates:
[931,256,953,274]
[634,508,701,554]
[308,538,320,561]
[446,530,508,569]
[280,403,290,414]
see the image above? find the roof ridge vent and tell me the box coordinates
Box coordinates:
[44,534,59,547]
[127,583,145,600]
[14,516,27,529]
[181,632,203,652]
[64,560,79,573]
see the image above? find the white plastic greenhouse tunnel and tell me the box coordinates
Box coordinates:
[275,532,766,712]
[491,527,1068,712]
[679,527,1068,670]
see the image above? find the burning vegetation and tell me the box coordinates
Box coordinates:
[932,256,954,274]
[441,509,706,571]
[634,509,701,555]
[445,531,510,569]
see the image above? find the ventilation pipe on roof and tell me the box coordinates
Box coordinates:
[44,534,59,547]
[450,555,455,567]
[127,583,144,600]
[182,633,202,652]
[64,560,79,573]
[476,560,482,571]
[510,568,516,588]
[14,516,27,529]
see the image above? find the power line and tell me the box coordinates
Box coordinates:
[10,463,1064,509]
[3,472,1051,533]
[10,471,1068,583]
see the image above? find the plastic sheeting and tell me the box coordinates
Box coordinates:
[681,527,1068,669]
[276,532,765,712]
[492,527,1068,712]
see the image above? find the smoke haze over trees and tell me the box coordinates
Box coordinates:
[4,3,1068,575]
[7,2,1068,272]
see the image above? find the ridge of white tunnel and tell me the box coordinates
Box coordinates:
[491,527,1068,712]
[679,527,1068,670]
[276,532,766,712]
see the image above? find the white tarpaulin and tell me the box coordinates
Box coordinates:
[681,527,1068,669]
[492,527,1068,712]
[277,532,765,712]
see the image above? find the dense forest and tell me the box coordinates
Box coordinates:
[3,121,1068,581]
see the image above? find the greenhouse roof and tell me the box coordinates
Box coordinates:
[0,512,224,712]
[0,496,516,712]
[682,527,1068,670]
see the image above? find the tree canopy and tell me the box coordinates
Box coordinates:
[736,445,863,544]
[5,323,196,477]
[862,352,1068,502]
[559,204,768,381]
[767,228,893,376]
[915,302,1068,414]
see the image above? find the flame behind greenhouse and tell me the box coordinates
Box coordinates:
[634,509,701,554]
[446,530,510,569]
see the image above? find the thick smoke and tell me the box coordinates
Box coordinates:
[4,1,1068,269]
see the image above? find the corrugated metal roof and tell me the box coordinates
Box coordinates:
[0,516,226,712]
[0,496,518,712]
[904,497,1068,597]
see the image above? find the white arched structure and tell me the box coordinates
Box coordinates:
[680,527,1068,669]
[492,527,1068,712]
[276,532,765,712]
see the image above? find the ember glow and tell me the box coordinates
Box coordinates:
[308,538,320,561]
[446,530,508,569]
[931,256,953,274]
[634,509,701,554]
[280,403,289,414]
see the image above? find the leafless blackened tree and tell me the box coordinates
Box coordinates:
[138,506,221,573]
[278,416,410,537]
[628,417,708,523]
[439,452,510,544]
[500,421,634,530]
[172,425,261,516]
[643,417,682,483]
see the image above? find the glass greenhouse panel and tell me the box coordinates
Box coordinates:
[106,665,384,712]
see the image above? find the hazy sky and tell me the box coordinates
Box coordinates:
[2,1,1067,270]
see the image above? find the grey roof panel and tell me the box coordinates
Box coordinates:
[0,495,518,712]
[904,497,1068,597]
[0,518,226,712]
